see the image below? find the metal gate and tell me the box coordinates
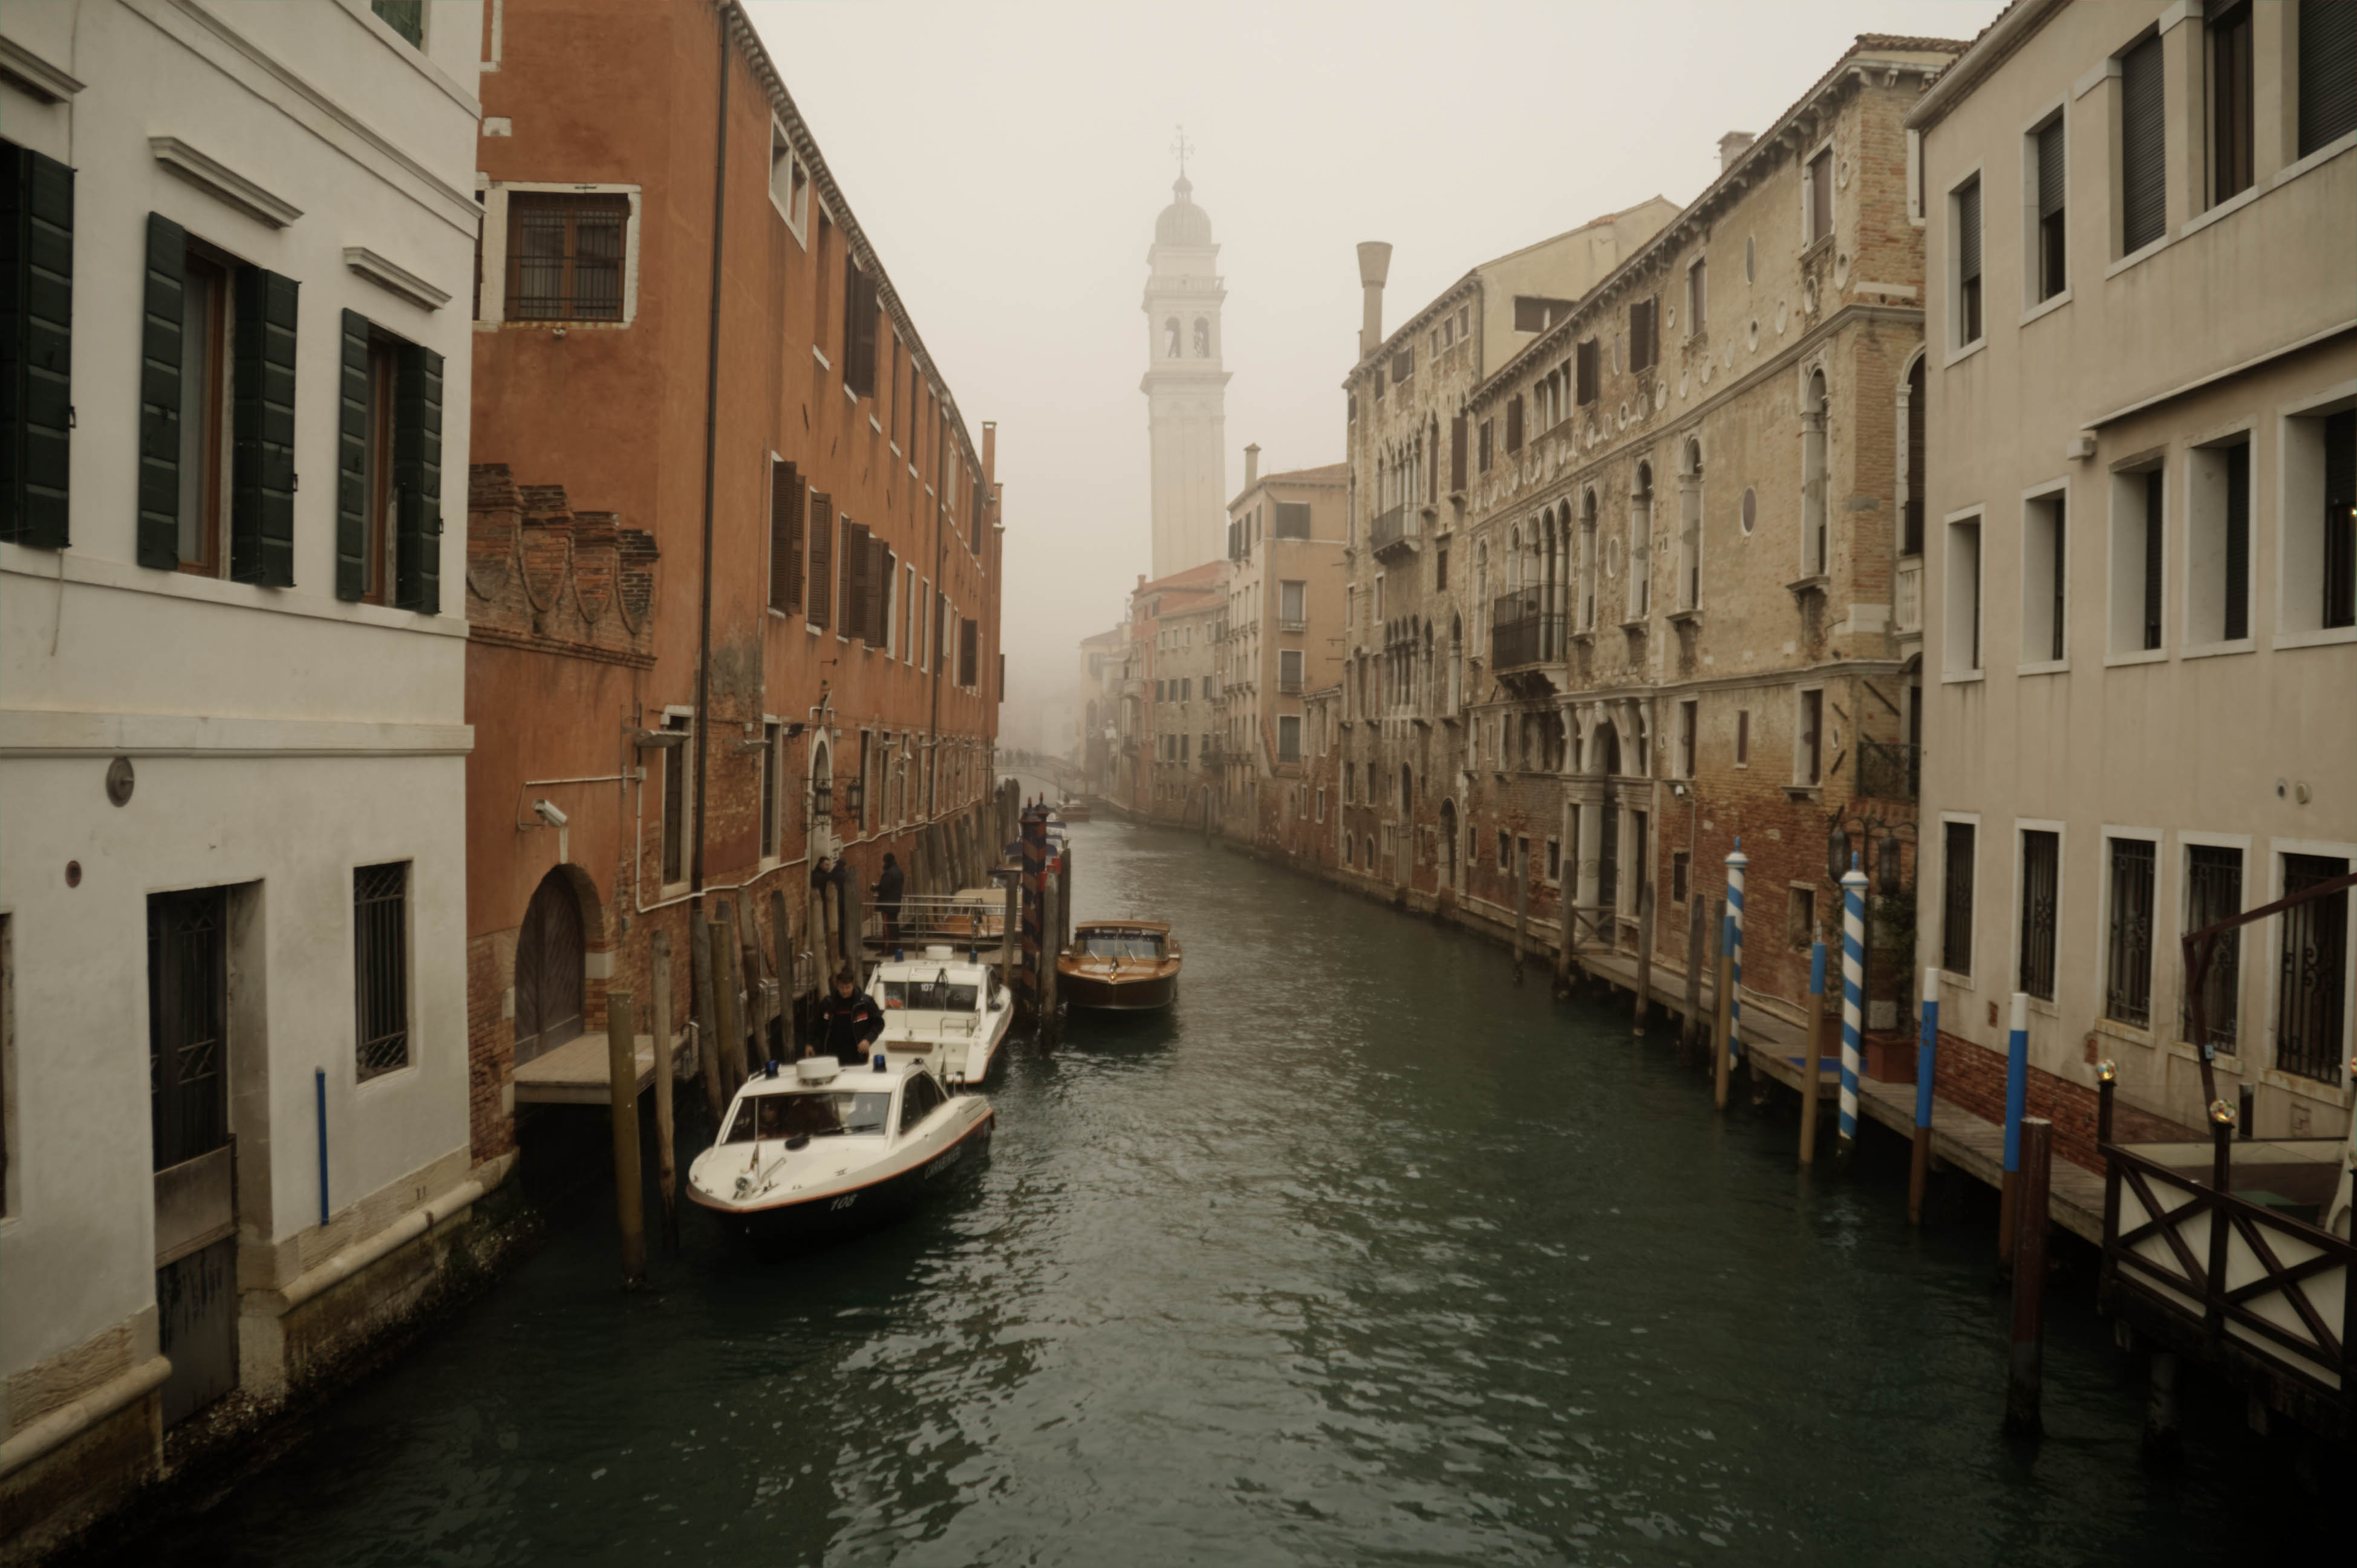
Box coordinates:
[1597,799,1620,915]
[148,889,238,1424]
[513,869,585,1066]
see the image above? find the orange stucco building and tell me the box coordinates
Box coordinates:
[463,0,1003,1160]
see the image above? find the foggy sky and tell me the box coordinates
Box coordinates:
[742,0,2006,751]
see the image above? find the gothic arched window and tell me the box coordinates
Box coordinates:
[1165,317,1181,358]
[1193,318,1210,357]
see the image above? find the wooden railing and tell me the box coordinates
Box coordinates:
[2102,1139,2355,1433]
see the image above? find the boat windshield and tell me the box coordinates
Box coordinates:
[883,978,979,1011]
[721,1090,892,1144]
[1081,931,1164,961]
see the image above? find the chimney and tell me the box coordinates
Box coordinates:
[1718,131,1755,174]
[1243,443,1260,490]
[1355,241,1392,360]
[980,419,996,484]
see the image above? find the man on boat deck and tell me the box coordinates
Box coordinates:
[811,966,884,1066]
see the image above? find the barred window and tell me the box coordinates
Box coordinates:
[354,862,411,1080]
[506,194,627,322]
[2104,838,2156,1027]
[2018,830,2060,1003]
[1941,822,1976,975]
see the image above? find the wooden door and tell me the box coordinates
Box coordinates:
[513,870,584,1066]
[148,890,238,1423]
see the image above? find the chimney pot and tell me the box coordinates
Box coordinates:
[1355,241,1393,361]
[1718,131,1756,174]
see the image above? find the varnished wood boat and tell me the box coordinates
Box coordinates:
[1057,921,1181,1011]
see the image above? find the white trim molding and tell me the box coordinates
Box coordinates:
[0,35,85,102]
[149,134,305,228]
[344,246,452,311]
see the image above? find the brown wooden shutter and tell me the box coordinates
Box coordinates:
[1450,415,1467,492]
[865,535,887,643]
[1505,396,1522,452]
[769,460,803,612]
[853,514,881,636]
[807,491,833,628]
[2121,34,2166,252]
[959,617,979,687]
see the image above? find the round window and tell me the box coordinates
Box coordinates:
[1741,487,1758,534]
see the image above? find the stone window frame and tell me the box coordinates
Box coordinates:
[1941,160,1989,365]
[2093,821,2166,1043]
[477,180,645,328]
[2011,816,2070,1018]
[2274,379,2357,650]
[2018,475,2073,675]
[1937,810,1984,991]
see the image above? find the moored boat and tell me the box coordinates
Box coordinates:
[686,1055,993,1247]
[1057,921,1181,1011]
[870,949,1014,1085]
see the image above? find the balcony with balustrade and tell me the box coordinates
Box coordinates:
[1489,590,1565,672]
[1370,504,1417,564]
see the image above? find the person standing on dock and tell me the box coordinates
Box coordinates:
[875,854,906,949]
[811,968,885,1066]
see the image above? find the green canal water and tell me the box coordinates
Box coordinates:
[106,820,2326,1566]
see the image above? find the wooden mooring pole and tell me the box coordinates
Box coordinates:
[1909,965,1939,1227]
[2003,1116,2053,1436]
[650,932,678,1255]
[1999,992,2029,1277]
[1631,881,1654,1036]
[1710,897,1732,1110]
[1799,935,1825,1167]
[605,987,646,1287]
[1512,843,1530,984]
[1040,868,1061,1041]
[689,904,724,1125]
[708,916,744,1109]
[772,889,798,1061]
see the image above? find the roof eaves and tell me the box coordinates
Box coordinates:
[1470,33,1967,408]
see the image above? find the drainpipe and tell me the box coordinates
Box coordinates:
[927,399,945,822]
[690,13,732,904]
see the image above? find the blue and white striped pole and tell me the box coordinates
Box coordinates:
[1909,965,1939,1226]
[1724,841,1747,1075]
[1839,860,1868,1166]
[2001,991,2029,1268]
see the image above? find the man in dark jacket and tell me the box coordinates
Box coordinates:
[810,966,884,1065]
[874,853,906,948]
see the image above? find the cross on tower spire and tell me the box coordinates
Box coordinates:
[1170,124,1193,178]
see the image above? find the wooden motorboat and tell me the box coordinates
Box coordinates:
[1054,798,1090,822]
[870,949,1014,1085]
[686,1054,993,1248]
[1057,921,1181,1011]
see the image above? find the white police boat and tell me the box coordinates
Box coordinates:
[869,948,1015,1086]
[686,1053,993,1247]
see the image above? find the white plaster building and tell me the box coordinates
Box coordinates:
[1910,0,2356,1141]
[1,3,483,1551]
[1140,170,1230,579]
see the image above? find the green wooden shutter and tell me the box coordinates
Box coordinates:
[2,147,74,548]
[230,270,299,585]
[334,308,369,599]
[137,213,186,568]
[394,342,442,613]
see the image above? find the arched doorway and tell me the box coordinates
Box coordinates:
[513,867,586,1067]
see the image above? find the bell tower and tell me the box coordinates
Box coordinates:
[1141,138,1230,579]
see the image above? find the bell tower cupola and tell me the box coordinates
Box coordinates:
[1140,135,1231,579]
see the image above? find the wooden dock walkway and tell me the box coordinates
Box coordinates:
[513,1032,659,1105]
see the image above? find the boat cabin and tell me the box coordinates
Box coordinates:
[1075,924,1170,962]
[716,1056,950,1153]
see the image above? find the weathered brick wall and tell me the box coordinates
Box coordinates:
[1929,1028,2199,1174]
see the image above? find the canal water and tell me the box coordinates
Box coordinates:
[110,820,2323,1566]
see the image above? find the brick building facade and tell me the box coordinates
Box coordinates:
[464,0,1004,1163]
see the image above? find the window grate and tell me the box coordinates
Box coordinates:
[2018,830,2060,1002]
[2276,854,2350,1083]
[2104,839,2155,1027]
[506,194,626,322]
[1941,821,1976,975]
[354,862,410,1080]
[2183,845,2243,1048]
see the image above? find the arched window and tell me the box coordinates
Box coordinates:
[1631,462,1655,617]
[1164,317,1181,357]
[1579,489,1599,630]
[1802,369,1830,575]
[1193,317,1210,357]
[1678,438,1704,611]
